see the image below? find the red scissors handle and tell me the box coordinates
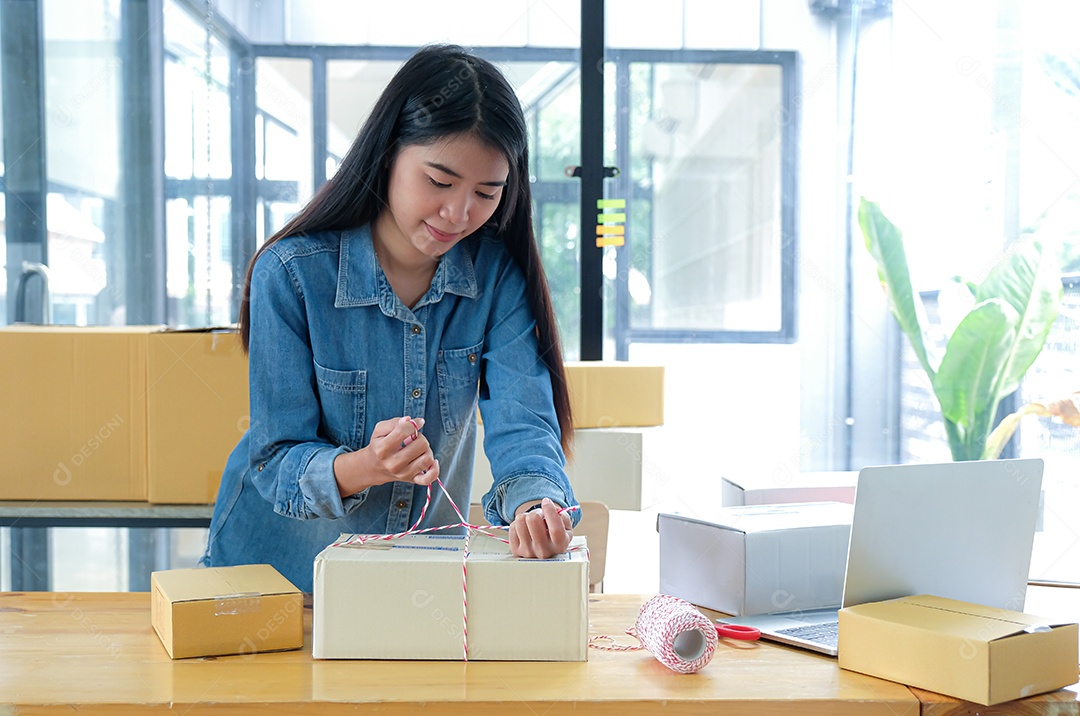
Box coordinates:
[715,623,761,641]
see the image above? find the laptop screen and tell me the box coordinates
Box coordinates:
[841,458,1043,611]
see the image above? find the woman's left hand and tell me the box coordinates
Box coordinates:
[508,497,574,559]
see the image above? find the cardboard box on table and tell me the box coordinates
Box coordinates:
[839,594,1079,706]
[151,564,303,659]
[0,325,247,503]
[313,533,589,660]
[721,471,859,507]
[657,502,852,616]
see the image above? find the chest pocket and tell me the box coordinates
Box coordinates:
[436,341,483,435]
[313,361,367,449]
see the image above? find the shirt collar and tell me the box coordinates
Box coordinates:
[334,224,480,309]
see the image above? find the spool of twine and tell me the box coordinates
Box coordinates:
[633,594,718,674]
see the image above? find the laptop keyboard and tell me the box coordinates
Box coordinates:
[775,621,839,647]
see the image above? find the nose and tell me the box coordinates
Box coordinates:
[440,192,472,226]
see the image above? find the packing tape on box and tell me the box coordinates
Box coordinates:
[589,594,718,674]
[213,592,262,616]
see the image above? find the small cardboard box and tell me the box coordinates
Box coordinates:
[0,325,247,503]
[564,361,664,428]
[472,422,660,510]
[313,533,589,660]
[151,564,303,659]
[721,471,858,507]
[658,503,852,616]
[839,594,1079,705]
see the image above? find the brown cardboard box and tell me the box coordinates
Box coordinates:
[0,325,152,500]
[313,533,589,660]
[0,325,247,503]
[146,329,248,503]
[151,564,303,659]
[839,594,1079,705]
[564,361,664,428]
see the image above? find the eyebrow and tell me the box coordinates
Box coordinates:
[425,161,508,187]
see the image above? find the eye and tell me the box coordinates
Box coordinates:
[476,190,497,201]
[428,176,451,189]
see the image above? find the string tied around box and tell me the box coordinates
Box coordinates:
[589,594,718,674]
[332,477,581,661]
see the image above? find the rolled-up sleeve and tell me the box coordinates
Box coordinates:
[246,248,362,520]
[476,256,579,527]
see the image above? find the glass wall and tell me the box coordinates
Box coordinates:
[164,0,233,327]
[256,57,312,245]
[886,1,1080,584]
[43,0,121,326]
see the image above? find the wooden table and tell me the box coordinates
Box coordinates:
[0,592,1074,714]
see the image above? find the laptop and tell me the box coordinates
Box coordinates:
[716,458,1044,656]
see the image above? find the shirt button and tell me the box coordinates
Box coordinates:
[412,325,422,335]
[412,388,422,398]
[257,463,265,472]
[396,500,408,509]
[468,353,477,363]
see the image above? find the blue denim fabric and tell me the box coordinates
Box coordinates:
[202,225,578,592]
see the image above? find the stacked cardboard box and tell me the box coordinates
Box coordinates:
[0,325,248,503]
[473,362,666,511]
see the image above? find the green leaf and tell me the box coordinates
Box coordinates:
[858,198,937,378]
[975,236,1063,397]
[934,299,1019,430]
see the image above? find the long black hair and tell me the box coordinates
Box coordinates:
[237,44,573,451]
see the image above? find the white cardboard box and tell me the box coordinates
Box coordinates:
[313,533,589,660]
[472,423,661,511]
[721,471,859,507]
[658,503,853,616]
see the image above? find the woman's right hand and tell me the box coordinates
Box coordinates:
[334,416,439,497]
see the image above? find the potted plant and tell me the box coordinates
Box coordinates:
[858,197,1064,461]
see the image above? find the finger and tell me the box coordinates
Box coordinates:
[524,511,552,556]
[540,498,572,536]
[412,458,440,486]
[509,519,522,555]
[370,417,402,440]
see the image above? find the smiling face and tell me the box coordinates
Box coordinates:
[373,133,510,266]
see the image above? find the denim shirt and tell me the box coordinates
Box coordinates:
[202,225,578,591]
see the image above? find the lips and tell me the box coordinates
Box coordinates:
[425,222,461,243]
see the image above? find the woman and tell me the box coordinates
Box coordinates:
[202,45,579,592]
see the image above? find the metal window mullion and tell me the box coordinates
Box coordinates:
[579,0,604,360]
[230,44,256,321]
[120,0,167,325]
[613,57,632,360]
[312,56,327,190]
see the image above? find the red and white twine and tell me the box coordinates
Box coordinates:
[589,594,718,674]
